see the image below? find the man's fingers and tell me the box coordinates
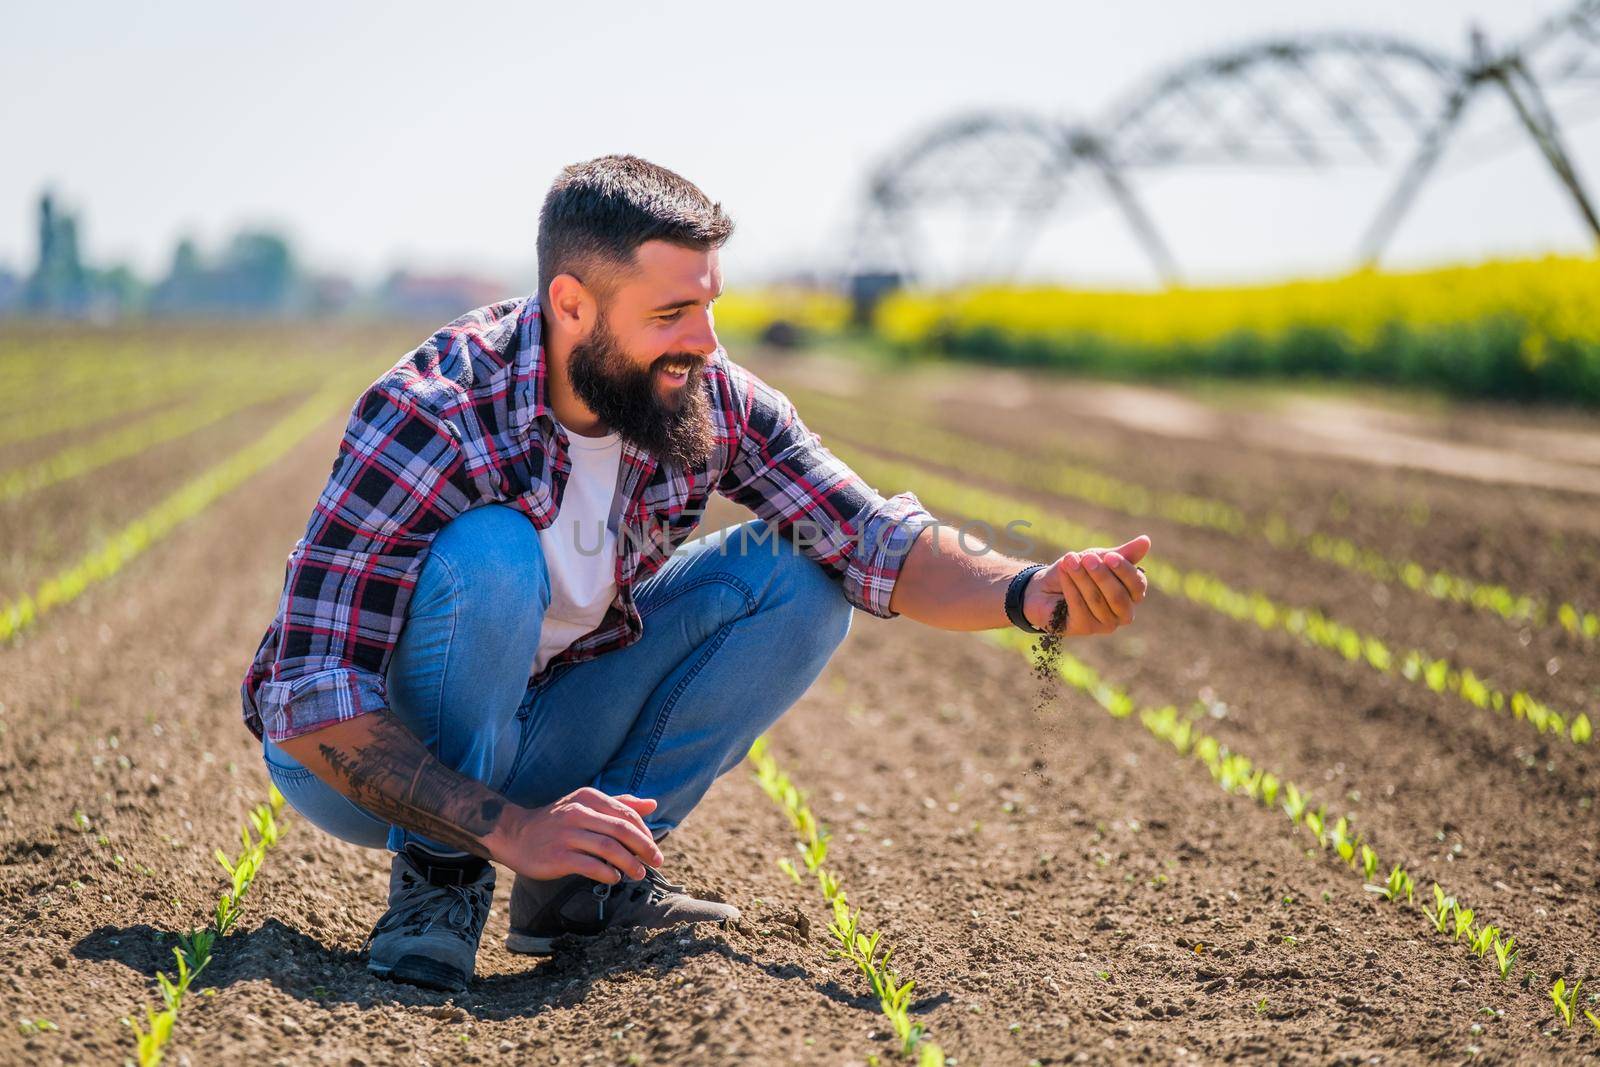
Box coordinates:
[1103,551,1147,603]
[592,792,658,845]
[1081,553,1134,624]
[1075,556,1139,620]
[571,807,661,866]
[1063,553,1116,627]
[563,852,628,885]
[572,789,660,859]
[1114,535,1152,564]
[1057,573,1089,634]
[569,828,647,880]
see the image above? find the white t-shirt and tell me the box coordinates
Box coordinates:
[533,424,624,674]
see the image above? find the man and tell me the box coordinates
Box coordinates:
[242,155,1150,993]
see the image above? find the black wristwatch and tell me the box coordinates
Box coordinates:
[1005,564,1047,635]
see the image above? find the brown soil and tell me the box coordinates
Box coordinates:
[1,328,1596,1066]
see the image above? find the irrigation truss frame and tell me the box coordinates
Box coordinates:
[850,0,1600,287]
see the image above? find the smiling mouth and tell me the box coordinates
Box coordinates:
[656,357,698,385]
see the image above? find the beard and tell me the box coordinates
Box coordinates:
[566,312,716,469]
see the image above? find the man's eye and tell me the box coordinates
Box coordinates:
[659,310,684,323]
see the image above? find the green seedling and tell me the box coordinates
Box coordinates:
[17,1019,58,1035]
[1368,864,1414,904]
[1452,903,1475,942]
[1255,996,1268,1016]
[749,737,944,1065]
[1585,1009,1600,1034]
[776,857,800,884]
[1259,773,1279,809]
[1328,817,1355,865]
[128,1004,175,1067]
[800,833,829,873]
[1551,977,1581,1027]
[1359,844,1379,882]
[1492,936,1517,979]
[1469,924,1498,959]
[1422,885,1456,934]
[125,786,287,1067]
[1303,807,1326,847]
[1282,783,1307,824]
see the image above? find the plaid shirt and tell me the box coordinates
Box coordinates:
[242,297,934,743]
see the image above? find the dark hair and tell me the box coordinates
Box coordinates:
[536,155,734,308]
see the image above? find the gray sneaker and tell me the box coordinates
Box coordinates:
[364,848,494,992]
[504,866,740,955]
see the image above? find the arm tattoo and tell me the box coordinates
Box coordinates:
[316,709,507,858]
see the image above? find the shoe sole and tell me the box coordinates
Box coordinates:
[368,953,469,992]
[505,913,739,956]
[504,930,560,956]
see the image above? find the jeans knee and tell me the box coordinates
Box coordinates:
[424,504,548,613]
[263,742,389,849]
[755,527,854,660]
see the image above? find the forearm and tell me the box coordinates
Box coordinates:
[275,708,520,860]
[886,523,1030,630]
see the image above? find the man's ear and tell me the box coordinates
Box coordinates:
[545,273,595,336]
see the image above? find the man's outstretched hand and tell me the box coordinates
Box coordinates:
[1024,535,1151,635]
[485,787,664,885]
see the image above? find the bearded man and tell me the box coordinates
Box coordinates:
[242,155,1150,992]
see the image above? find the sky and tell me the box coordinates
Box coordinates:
[4,0,1598,291]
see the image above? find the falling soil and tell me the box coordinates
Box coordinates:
[1031,597,1074,711]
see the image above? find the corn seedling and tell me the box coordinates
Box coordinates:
[1380,865,1415,904]
[0,373,317,504]
[1584,1009,1600,1033]
[1282,783,1308,824]
[1359,845,1379,883]
[1421,885,1456,934]
[1470,924,1498,959]
[1550,977,1581,1027]
[125,786,287,1067]
[2,382,368,643]
[1328,817,1356,866]
[1493,936,1517,979]
[748,738,945,1063]
[800,832,830,873]
[989,627,1538,1020]
[1303,807,1327,847]
[1259,773,1279,809]
[834,445,1593,749]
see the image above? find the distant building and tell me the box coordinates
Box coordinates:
[149,231,300,317]
[25,193,91,316]
[376,271,515,320]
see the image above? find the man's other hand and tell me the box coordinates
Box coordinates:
[1024,535,1151,635]
[485,787,665,884]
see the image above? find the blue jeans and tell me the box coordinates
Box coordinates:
[261,506,853,855]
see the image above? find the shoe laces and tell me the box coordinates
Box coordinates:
[364,871,488,949]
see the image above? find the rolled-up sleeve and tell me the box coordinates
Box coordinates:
[716,364,934,618]
[245,378,474,742]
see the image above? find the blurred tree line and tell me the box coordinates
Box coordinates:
[0,192,511,320]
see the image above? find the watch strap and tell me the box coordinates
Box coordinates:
[1005,563,1047,635]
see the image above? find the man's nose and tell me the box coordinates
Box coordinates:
[681,310,719,358]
